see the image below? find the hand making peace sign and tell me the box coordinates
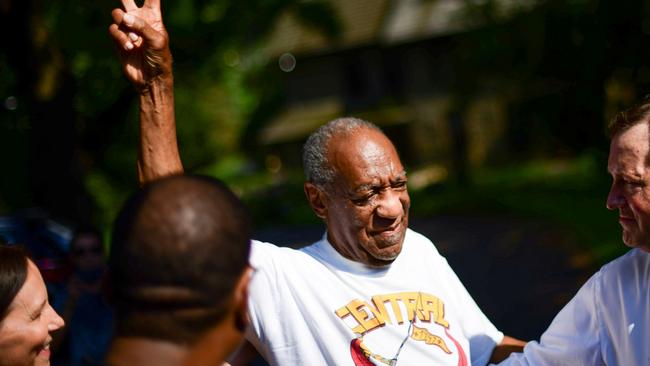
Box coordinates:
[108,0,172,92]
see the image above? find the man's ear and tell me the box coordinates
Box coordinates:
[233,267,253,333]
[304,182,328,219]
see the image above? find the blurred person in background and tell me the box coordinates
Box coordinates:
[0,244,65,366]
[53,227,113,366]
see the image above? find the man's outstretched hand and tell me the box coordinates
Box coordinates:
[109,0,172,92]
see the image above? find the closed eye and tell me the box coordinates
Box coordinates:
[352,193,375,206]
[30,300,46,321]
[392,181,407,190]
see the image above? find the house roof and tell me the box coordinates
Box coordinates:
[264,0,390,58]
[258,97,413,145]
[258,98,343,145]
[259,0,539,146]
[264,0,538,58]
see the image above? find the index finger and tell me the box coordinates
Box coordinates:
[144,0,160,9]
[121,0,138,11]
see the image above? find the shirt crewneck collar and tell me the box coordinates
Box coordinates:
[308,231,409,276]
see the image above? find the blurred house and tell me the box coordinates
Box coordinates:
[255,0,538,185]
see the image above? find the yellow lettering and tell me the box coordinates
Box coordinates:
[336,303,361,333]
[345,300,371,334]
[364,301,387,331]
[418,293,435,322]
[335,306,350,318]
[384,293,405,324]
[437,299,449,328]
[345,300,386,334]
[402,292,419,322]
[415,293,448,328]
[411,325,452,354]
[335,291,449,335]
[370,295,394,326]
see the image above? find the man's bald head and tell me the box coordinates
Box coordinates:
[110,175,251,344]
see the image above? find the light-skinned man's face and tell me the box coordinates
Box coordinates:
[315,128,410,267]
[606,122,650,252]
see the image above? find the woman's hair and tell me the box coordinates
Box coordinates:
[0,244,29,318]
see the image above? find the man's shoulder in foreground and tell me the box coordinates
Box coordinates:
[497,248,650,366]
[598,247,649,282]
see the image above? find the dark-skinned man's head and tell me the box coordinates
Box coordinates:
[109,175,252,352]
[303,118,410,267]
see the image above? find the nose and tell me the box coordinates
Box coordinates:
[376,189,404,220]
[47,305,65,332]
[606,183,624,210]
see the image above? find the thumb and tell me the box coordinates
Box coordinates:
[121,13,166,49]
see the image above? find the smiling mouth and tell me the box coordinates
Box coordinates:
[38,342,51,359]
[374,221,402,235]
[370,223,406,249]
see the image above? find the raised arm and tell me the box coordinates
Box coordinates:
[109,0,183,184]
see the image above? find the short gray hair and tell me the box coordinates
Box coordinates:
[302,117,382,188]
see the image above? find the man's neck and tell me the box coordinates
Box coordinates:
[185,320,243,366]
[106,337,187,366]
[107,321,241,366]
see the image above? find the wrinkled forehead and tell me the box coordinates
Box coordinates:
[609,122,650,170]
[329,129,404,179]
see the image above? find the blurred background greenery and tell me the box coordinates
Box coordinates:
[1,0,647,264]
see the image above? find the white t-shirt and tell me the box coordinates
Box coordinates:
[497,248,650,366]
[246,228,503,366]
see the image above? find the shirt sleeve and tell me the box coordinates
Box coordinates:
[245,240,282,365]
[496,271,604,366]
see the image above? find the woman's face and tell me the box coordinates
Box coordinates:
[0,260,65,366]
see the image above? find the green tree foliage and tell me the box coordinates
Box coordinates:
[0,0,338,229]
[452,0,650,158]
[4,0,650,232]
